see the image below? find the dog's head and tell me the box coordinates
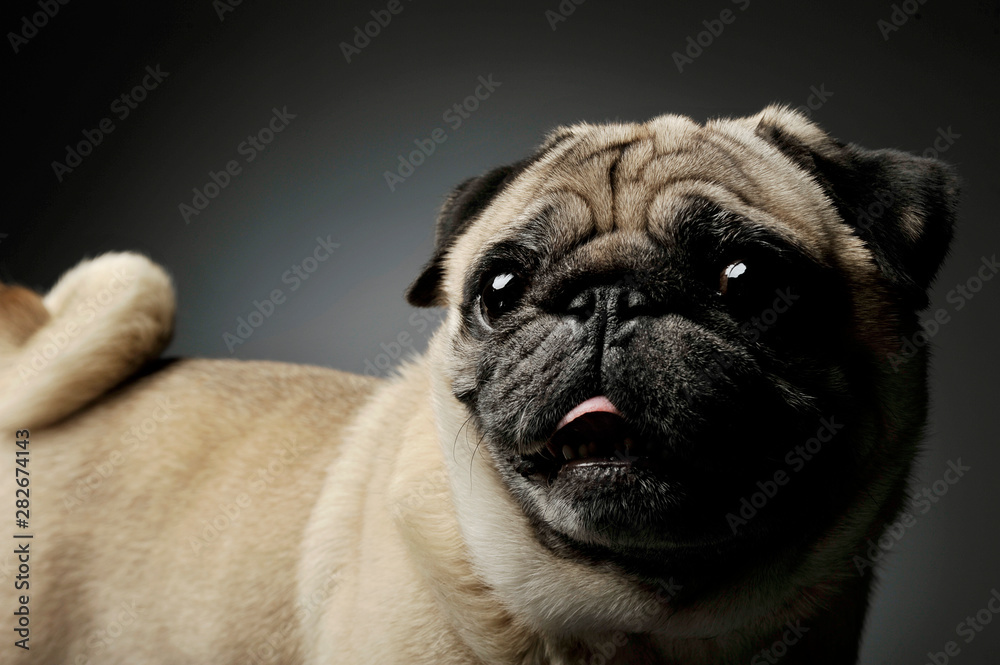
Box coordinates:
[406,106,957,636]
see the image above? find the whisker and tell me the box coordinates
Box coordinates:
[469,429,488,485]
[453,414,475,464]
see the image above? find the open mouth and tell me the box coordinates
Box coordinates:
[514,396,657,482]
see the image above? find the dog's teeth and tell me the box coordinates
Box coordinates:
[578,444,588,458]
[562,444,574,460]
[623,437,634,449]
[587,441,597,456]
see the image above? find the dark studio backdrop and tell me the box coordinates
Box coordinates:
[4,0,999,661]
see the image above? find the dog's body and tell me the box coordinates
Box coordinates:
[1,106,957,664]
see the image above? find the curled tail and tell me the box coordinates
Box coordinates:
[0,252,175,431]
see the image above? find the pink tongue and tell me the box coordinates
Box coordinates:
[556,396,621,431]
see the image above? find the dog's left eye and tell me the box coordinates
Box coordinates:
[481,272,525,323]
[717,261,748,297]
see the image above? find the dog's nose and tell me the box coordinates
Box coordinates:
[564,283,653,323]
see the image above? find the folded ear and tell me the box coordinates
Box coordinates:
[755,106,960,310]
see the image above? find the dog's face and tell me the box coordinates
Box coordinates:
[407,106,956,624]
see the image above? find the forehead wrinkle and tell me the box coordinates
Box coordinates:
[631,131,771,237]
[641,142,760,203]
[644,113,703,151]
[614,180,657,234]
[702,120,839,249]
[644,182,813,258]
[543,148,623,233]
[518,126,656,238]
[558,122,644,158]
[694,135,768,204]
[568,133,746,236]
[569,140,636,168]
[645,189,716,247]
[611,139,659,233]
[526,131,589,175]
[505,189,597,258]
[645,173,756,211]
[617,138,656,181]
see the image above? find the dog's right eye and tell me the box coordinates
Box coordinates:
[480,272,525,323]
[717,260,748,297]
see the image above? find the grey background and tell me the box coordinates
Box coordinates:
[4,0,998,661]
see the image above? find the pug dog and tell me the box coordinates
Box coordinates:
[0,105,956,664]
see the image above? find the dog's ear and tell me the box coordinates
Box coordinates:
[754,105,960,310]
[405,164,526,307]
